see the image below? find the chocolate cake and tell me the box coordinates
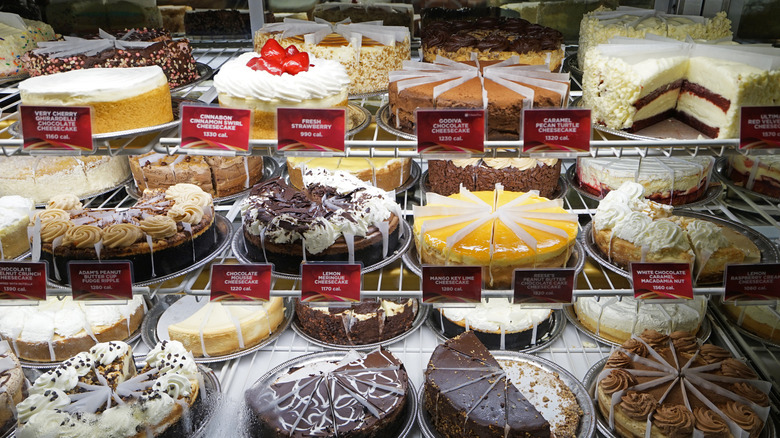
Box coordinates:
[241,169,403,274]
[246,348,408,438]
[597,329,771,438]
[295,299,418,346]
[427,158,561,197]
[21,28,199,88]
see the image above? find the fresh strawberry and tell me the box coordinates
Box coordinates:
[282,52,309,75]
[285,45,300,57]
[250,56,284,75]
[260,39,285,64]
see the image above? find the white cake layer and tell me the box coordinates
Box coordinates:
[676,92,729,135]
[633,86,680,124]
[441,298,551,333]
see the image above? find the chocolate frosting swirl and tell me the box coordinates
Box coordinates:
[40,219,73,243]
[46,194,82,211]
[605,351,632,369]
[693,408,729,438]
[600,369,637,395]
[722,401,763,438]
[698,344,731,364]
[167,204,204,225]
[32,208,70,224]
[62,225,102,248]
[670,331,698,354]
[620,391,657,421]
[730,382,769,407]
[139,216,177,240]
[102,224,143,249]
[652,404,694,438]
[621,338,648,357]
[640,329,669,349]
[720,358,757,379]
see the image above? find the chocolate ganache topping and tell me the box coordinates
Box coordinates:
[639,329,669,348]
[693,408,730,438]
[670,331,698,354]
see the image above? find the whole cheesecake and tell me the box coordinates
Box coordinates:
[18,65,173,134]
[246,348,409,438]
[413,185,577,288]
[426,158,561,197]
[241,169,403,273]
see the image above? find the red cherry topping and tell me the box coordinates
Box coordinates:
[260,39,285,64]
[282,52,309,75]
[285,45,299,57]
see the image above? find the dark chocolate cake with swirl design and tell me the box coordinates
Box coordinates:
[245,348,408,438]
[597,329,771,438]
[421,16,564,71]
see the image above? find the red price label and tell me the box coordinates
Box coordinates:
[21,105,93,152]
[631,262,693,300]
[724,263,780,301]
[422,266,482,304]
[513,268,574,304]
[210,264,272,302]
[69,261,133,301]
[301,263,361,302]
[180,104,252,152]
[416,109,485,154]
[740,107,780,150]
[277,108,345,152]
[0,262,47,300]
[523,108,590,153]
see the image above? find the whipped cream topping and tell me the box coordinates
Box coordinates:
[214,51,350,103]
[0,195,33,229]
[576,296,707,337]
[594,182,675,243]
[441,298,551,332]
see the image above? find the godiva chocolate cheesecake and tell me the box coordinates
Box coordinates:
[427,158,561,197]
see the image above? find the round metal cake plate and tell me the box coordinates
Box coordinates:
[244,350,418,438]
[417,351,596,438]
[563,53,583,81]
[0,72,28,85]
[376,103,417,140]
[20,360,221,438]
[402,236,587,281]
[582,212,780,284]
[421,170,568,201]
[712,301,780,350]
[563,304,712,349]
[278,159,421,195]
[32,175,134,209]
[231,218,414,281]
[171,62,215,93]
[125,156,280,203]
[44,213,232,289]
[16,295,155,369]
[347,103,371,137]
[291,300,429,351]
[11,250,31,261]
[564,164,724,210]
[425,308,566,354]
[583,358,776,438]
[712,156,780,209]
[142,294,296,363]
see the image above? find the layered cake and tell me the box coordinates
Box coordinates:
[575,296,707,344]
[576,156,715,205]
[592,182,757,284]
[719,301,780,344]
[427,158,561,197]
[413,185,578,288]
[582,38,780,139]
[425,331,582,438]
[15,340,201,438]
[0,195,34,260]
[0,12,55,77]
[32,183,216,283]
[727,154,780,199]
[295,299,417,345]
[421,16,564,72]
[254,18,410,94]
[286,156,411,192]
[130,152,266,198]
[241,169,403,273]
[22,28,199,88]
[431,298,554,349]
[213,41,350,139]
[578,7,732,68]
[388,58,569,140]
[0,340,24,429]
[0,155,131,204]
[167,297,285,357]
[596,329,771,438]
[18,65,173,134]
[0,296,144,362]
[246,348,408,437]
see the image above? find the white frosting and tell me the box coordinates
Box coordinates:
[18,66,168,104]
[685,219,729,255]
[441,298,551,332]
[0,195,33,228]
[634,219,689,253]
[89,341,129,366]
[33,366,80,394]
[213,51,350,103]
[576,295,707,336]
[16,389,71,423]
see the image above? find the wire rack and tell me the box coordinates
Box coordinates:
[4,43,780,436]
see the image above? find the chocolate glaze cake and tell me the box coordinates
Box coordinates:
[295,299,418,346]
[21,28,199,88]
[427,158,561,197]
[246,348,408,438]
[241,169,403,274]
